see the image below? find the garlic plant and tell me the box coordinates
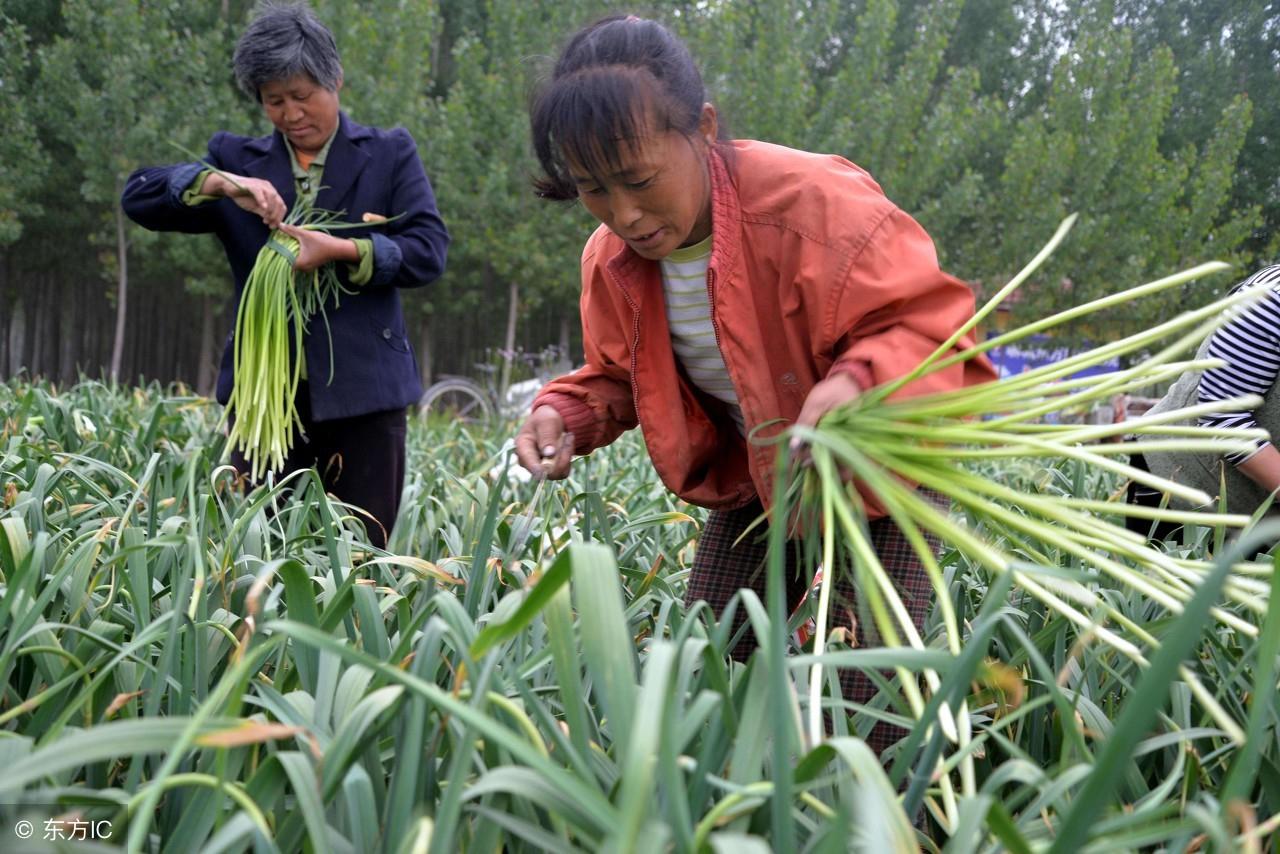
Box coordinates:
[792,215,1277,832]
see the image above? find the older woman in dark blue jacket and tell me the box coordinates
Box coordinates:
[122,1,448,549]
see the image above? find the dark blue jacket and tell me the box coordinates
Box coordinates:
[121,113,449,421]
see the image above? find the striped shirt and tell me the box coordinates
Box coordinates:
[661,236,745,433]
[1198,264,1280,462]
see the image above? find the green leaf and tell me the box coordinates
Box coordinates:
[1220,554,1280,803]
[0,718,237,793]
[470,546,572,658]
[321,685,404,799]
[569,542,638,749]
[341,763,380,854]
[985,800,1033,854]
[277,751,334,854]
[609,642,678,847]
[1048,526,1273,852]
[280,561,321,693]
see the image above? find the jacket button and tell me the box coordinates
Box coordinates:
[382,328,392,339]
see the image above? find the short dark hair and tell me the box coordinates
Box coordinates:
[232,1,343,102]
[530,15,722,200]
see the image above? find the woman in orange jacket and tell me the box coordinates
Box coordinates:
[513,14,993,754]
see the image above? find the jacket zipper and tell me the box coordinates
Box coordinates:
[706,267,739,415]
[706,267,722,352]
[628,312,641,420]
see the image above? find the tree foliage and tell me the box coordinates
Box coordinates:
[0,16,49,245]
[420,0,599,323]
[1118,0,1280,260]
[978,17,1257,336]
[0,0,1272,384]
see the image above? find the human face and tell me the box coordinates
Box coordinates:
[569,106,717,260]
[260,74,342,157]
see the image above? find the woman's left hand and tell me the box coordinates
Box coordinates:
[278,224,359,272]
[792,371,862,452]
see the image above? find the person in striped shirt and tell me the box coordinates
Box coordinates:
[1129,264,1280,540]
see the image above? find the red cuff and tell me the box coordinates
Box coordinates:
[532,392,597,454]
[830,359,874,391]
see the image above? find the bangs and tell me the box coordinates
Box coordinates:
[532,66,683,200]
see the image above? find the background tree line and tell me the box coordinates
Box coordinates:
[0,0,1275,393]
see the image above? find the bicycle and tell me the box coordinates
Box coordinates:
[417,347,570,425]
[418,373,499,423]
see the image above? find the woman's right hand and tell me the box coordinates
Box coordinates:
[203,172,286,229]
[515,405,575,479]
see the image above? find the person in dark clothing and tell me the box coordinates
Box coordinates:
[121,1,448,549]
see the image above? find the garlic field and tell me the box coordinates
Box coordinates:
[1,379,1277,852]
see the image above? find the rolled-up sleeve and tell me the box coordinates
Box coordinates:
[531,250,637,455]
[121,133,229,235]
[345,238,375,286]
[180,167,220,206]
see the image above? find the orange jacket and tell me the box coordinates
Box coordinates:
[535,140,995,516]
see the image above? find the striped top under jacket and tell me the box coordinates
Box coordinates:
[1198,264,1280,462]
[660,236,746,434]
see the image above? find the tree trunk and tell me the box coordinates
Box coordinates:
[59,280,76,384]
[85,285,101,380]
[197,294,216,395]
[0,296,7,377]
[71,286,85,380]
[30,275,43,376]
[418,318,433,387]
[558,315,572,370]
[5,295,22,377]
[499,280,519,399]
[42,273,55,380]
[0,256,9,378]
[109,194,129,384]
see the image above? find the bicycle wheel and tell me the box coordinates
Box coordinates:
[418,378,494,424]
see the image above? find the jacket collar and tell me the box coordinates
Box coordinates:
[242,112,371,217]
[315,113,371,213]
[605,144,743,296]
[244,131,296,216]
[705,144,742,280]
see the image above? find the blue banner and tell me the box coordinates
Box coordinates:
[985,334,1119,380]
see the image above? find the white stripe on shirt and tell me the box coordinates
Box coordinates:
[1197,265,1280,462]
[660,238,745,434]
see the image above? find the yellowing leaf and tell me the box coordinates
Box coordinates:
[358,556,464,585]
[104,690,144,718]
[196,721,304,748]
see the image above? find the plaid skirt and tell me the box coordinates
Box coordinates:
[684,490,946,758]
